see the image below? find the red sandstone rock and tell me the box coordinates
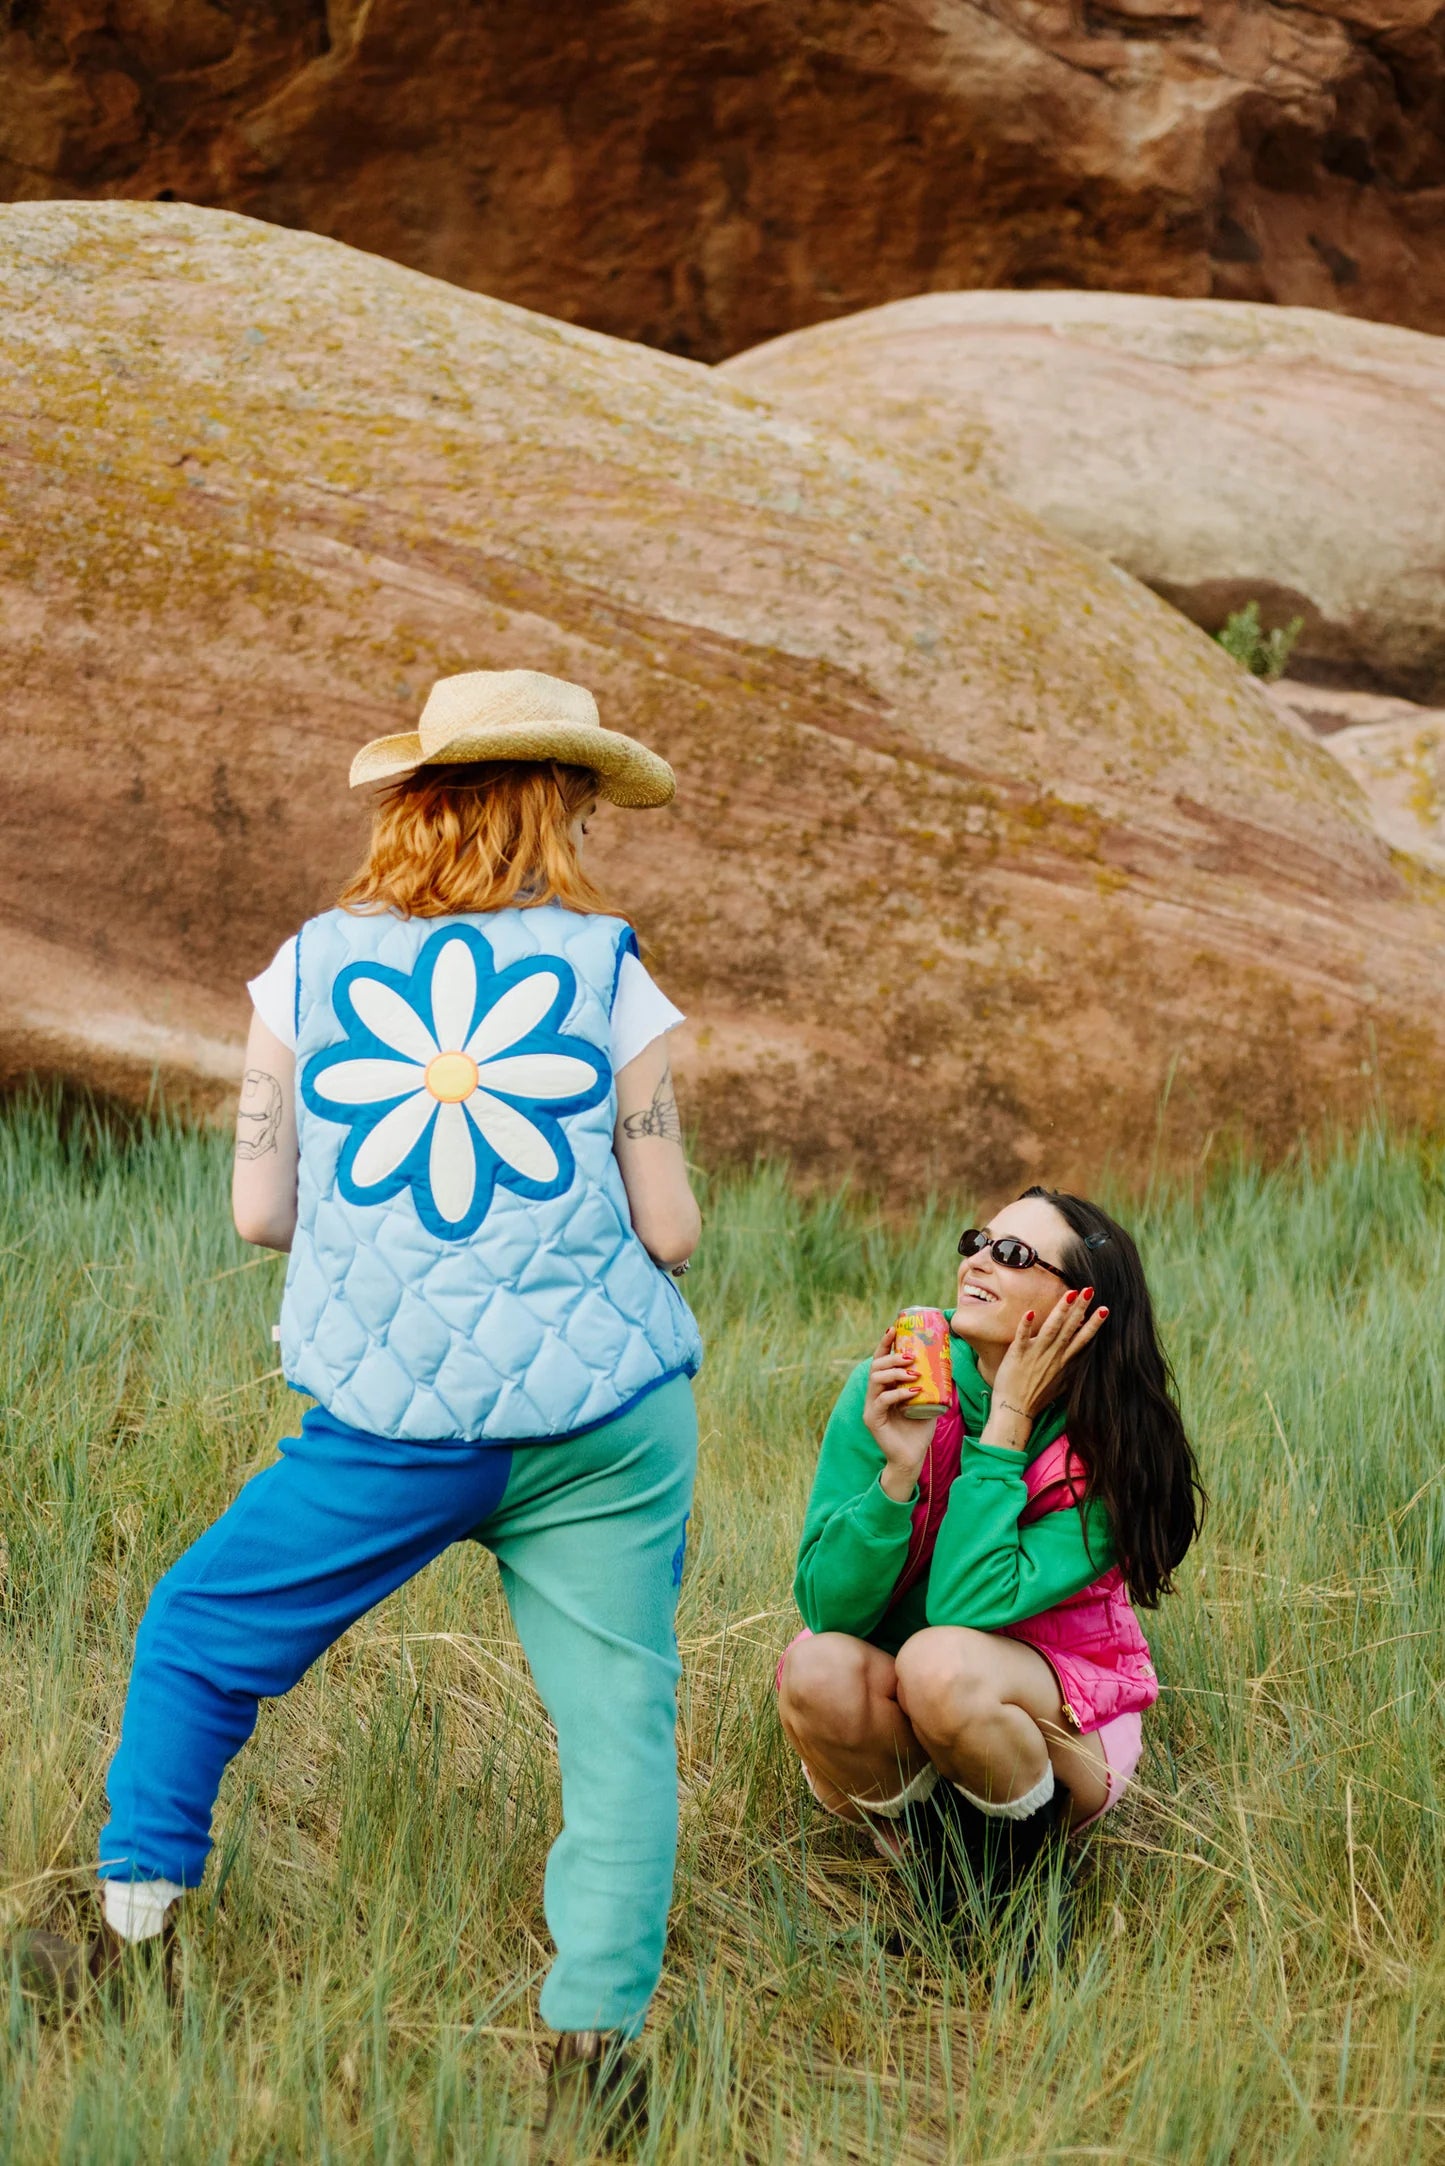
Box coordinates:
[3,203,1444,1196]
[1270,682,1445,870]
[721,290,1445,702]
[1,1,1444,360]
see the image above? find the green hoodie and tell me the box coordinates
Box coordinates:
[793,1336,1114,1656]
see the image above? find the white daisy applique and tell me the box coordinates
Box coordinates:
[301,925,610,1239]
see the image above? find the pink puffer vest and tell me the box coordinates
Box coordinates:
[889,1403,1158,1735]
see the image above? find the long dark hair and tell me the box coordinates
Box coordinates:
[1021,1186,1204,1608]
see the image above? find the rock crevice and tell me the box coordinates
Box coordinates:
[2,0,1445,358]
[4,203,1443,1191]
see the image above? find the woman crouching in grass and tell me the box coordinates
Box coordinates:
[777,1187,1203,1909]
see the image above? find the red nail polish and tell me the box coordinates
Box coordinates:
[1065,1289,1078,1304]
[1083,1286,1094,1301]
[1097,1307,1109,1320]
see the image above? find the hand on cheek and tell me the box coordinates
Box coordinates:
[985,1285,1109,1445]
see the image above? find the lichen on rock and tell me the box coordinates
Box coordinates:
[721,290,1445,703]
[3,202,1443,1194]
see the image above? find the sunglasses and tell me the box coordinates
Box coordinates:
[957,1228,1074,1284]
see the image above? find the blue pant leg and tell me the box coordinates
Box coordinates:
[100,1412,512,1885]
[478,1376,698,2037]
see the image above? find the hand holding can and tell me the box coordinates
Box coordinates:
[892,1307,954,1419]
[863,1321,945,1498]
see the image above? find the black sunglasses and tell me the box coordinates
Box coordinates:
[957,1228,1074,1284]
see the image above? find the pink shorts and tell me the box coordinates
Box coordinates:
[1067,1708,1143,1829]
[775,1627,1143,1830]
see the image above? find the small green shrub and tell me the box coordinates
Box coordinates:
[1214,599,1305,681]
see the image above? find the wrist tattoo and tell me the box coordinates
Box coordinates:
[996,1398,1032,1422]
[622,1068,682,1142]
[236,1068,283,1160]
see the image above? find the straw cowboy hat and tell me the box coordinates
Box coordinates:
[349,669,676,808]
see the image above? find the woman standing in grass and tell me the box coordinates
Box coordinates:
[778,1189,1202,1894]
[21,671,701,2137]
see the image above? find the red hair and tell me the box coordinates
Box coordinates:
[339,761,612,918]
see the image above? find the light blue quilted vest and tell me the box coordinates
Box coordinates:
[279,903,702,1441]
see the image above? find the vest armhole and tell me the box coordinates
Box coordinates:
[294,920,304,1044]
[1021,1438,1090,1526]
[609,922,640,1015]
[1026,1476,1085,1517]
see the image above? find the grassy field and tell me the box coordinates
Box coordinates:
[3,1093,1445,2163]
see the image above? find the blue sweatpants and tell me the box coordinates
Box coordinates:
[98,1375,697,2036]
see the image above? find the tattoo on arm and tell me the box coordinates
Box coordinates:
[622,1067,682,1143]
[236,1069,283,1160]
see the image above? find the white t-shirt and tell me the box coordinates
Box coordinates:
[247,935,684,1074]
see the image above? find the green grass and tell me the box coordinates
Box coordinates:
[3,1094,1445,2162]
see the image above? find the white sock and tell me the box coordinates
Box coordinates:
[952,1763,1055,1821]
[847,1762,939,1819]
[103,1879,183,1943]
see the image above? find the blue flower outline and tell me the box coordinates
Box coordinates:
[301,923,610,1241]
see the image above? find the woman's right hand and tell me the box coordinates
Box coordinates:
[862,1326,936,1502]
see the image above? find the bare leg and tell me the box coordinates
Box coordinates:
[777,1632,931,1824]
[894,1626,1111,1830]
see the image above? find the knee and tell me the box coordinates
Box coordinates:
[894,1629,998,1740]
[130,1576,286,1703]
[130,1575,186,1670]
[778,1635,880,1752]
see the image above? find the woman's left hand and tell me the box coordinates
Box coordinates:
[987,1287,1109,1437]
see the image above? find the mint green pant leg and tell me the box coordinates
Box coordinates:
[481,1376,697,2038]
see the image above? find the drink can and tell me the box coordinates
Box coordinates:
[893,1307,953,1420]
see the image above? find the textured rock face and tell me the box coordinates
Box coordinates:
[4,203,1444,1196]
[3,0,1445,361]
[1271,682,1445,870]
[720,290,1445,702]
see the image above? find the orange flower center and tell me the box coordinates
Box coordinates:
[425,1051,479,1104]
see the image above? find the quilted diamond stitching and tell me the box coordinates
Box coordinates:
[279,903,701,1441]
